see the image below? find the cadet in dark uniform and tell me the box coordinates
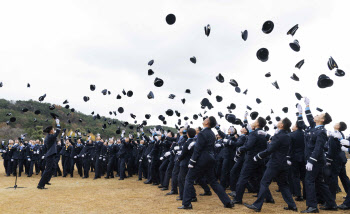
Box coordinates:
[79,136,94,178]
[300,98,337,213]
[37,118,61,189]
[179,116,233,209]
[105,138,118,179]
[244,117,297,212]
[233,117,268,204]
[94,135,104,180]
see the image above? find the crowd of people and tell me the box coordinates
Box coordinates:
[1,97,350,213]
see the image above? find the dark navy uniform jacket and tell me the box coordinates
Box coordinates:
[238,128,267,163]
[218,130,236,160]
[190,128,216,165]
[256,129,290,169]
[288,129,305,162]
[325,132,345,165]
[178,138,195,167]
[44,126,61,158]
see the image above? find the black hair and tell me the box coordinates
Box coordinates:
[197,127,202,132]
[323,113,332,125]
[339,122,347,132]
[208,116,217,128]
[187,128,196,138]
[257,117,266,128]
[282,118,292,132]
[169,131,175,138]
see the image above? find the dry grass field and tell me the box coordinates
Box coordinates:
[0,162,348,214]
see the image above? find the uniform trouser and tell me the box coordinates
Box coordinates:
[25,159,29,175]
[40,158,46,173]
[150,159,160,183]
[179,165,193,199]
[159,159,169,185]
[171,160,180,193]
[12,159,19,175]
[339,162,350,194]
[253,166,295,209]
[38,156,54,187]
[83,158,91,178]
[127,156,134,176]
[235,160,265,202]
[220,158,234,188]
[182,154,231,207]
[326,163,342,201]
[162,159,174,188]
[18,159,24,175]
[215,157,223,179]
[94,158,102,178]
[291,160,306,197]
[63,156,70,176]
[119,157,126,179]
[28,160,34,176]
[3,159,8,174]
[305,162,337,208]
[138,159,148,179]
[107,156,116,177]
[53,156,61,176]
[7,160,13,175]
[229,157,244,191]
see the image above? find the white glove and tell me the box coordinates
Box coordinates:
[304,97,310,106]
[91,158,94,160]
[188,141,195,150]
[139,159,142,162]
[258,130,267,136]
[164,131,168,136]
[147,155,151,159]
[103,158,105,161]
[88,136,91,140]
[253,156,257,162]
[61,133,64,137]
[215,143,222,148]
[11,159,14,161]
[140,128,143,132]
[297,103,303,114]
[341,139,350,147]
[74,156,77,159]
[41,156,44,159]
[188,164,194,168]
[223,139,228,143]
[160,157,164,160]
[184,122,189,129]
[148,159,151,163]
[234,157,238,162]
[28,158,31,161]
[137,132,140,137]
[244,111,248,119]
[331,131,342,139]
[82,155,85,158]
[164,151,171,157]
[177,151,182,155]
[99,156,102,160]
[326,162,331,166]
[306,162,313,171]
[341,146,348,152]
[55,119,60,125]
[78,132,81,136]
[33,151,37,154]
[122,130,125,134]
[154,136,159,141]
[174,146,180,150]
[287,160,292,166]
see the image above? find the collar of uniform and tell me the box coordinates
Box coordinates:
[315,125,324,129]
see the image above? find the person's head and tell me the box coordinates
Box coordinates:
[140,140,144,145]
[252,117,266,129]
[35,140,40,145]
[314,112,332,125]
[109,139,114,145]
[125,138,129,143]
[117,139,121,144]
[96,136,101,141]
[277,118,292,132]
[187,128,196,139]
[203,116,217,128]
[179,128,184,136]
[77,139,82,144]
[9,140,14,145]
[196,127,202,135]
[228,127,237,135]
[167,131,174,138]
[240,127,248,135]
[334,122,347,132]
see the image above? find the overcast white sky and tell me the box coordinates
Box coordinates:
[0,0,349,134]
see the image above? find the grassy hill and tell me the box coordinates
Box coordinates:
[0,99,176,141]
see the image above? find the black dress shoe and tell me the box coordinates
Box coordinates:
[161,187,169,191]
[284,206,298,212]
[338,204,350,210]
[104,177,109,179]
[46,183,51,185]
[300,207,319,213]
[144,180,152,184]
[191,197,197,202]
[82,177,88,179]
[252,194,258,197]
[244,203,261,212]
[27,175,32,177]
[137,178,142,181]
[52,175,57,177]
[93,177,100,180]
[165,191,178,196]
[158,185,163,188]
[118,178,124,180]
[295,196,303,201]
[176,197,182,201]
[232,199,242,204]
[228,191,236,197]
[265,199,275,204]
[200,191,212,196]
[224,201,234,208]
[152,183,159,186]
[177,204,192,209]
[319,205,337,211]
[37,186,48,190]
